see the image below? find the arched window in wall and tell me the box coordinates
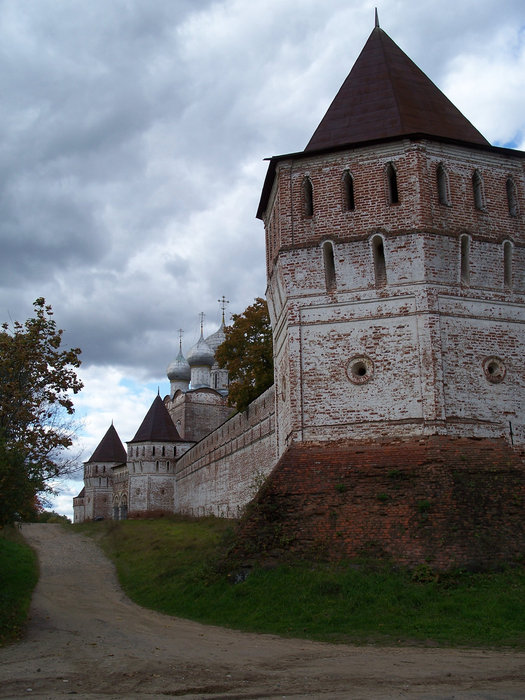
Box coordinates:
[372,235,387,287]
[322,240,336,291]
[436,164,450,206]
[460,234,470,286]
[342,170,355,211]
[506,178,518,217]
[386,162,399,204]
[472,170,485,210]
[503,241,513,290]
[302,176,314,217]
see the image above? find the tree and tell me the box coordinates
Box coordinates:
[216,297,273,413]
[0,298,82,524]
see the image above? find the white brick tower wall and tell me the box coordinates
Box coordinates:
[263,138,525,457]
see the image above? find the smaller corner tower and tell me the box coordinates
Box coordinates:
[80,423,126,521]
[126,394,187,517]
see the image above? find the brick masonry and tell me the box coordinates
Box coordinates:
[175,387,276,518]
[265,139,525,455]
[235,437,525,569]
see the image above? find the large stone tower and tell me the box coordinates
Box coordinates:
[257,21,525,458]
[251,20,525,567]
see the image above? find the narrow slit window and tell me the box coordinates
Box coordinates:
[504,241,513,290]
[460,235,470,285]
[506,178,518,217]
[342,170,355,211]
[386,163,399,204]
[303,177,314,217]
[322,241,336,291]
[437,164,450,205]
[372,235,387,287]
[472,170,485,210]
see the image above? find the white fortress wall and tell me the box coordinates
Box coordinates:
[174,386,276,518]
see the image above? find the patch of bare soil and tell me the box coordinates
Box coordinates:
[0,524,524,699]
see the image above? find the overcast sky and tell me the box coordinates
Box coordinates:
[1,0,524,516]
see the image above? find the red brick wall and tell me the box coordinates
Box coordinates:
[237,436,525,570]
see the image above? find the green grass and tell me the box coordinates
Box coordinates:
[0,527,38,646]
[78,517,525,648]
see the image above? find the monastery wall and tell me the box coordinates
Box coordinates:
[174,386,276,518]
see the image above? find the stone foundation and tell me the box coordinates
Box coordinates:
[236,436,525,570]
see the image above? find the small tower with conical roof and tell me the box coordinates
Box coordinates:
[257,17,525,456]
[126,394,192,516]
[81,424,127,521]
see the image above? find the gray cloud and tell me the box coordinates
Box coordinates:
[1,0,524,386]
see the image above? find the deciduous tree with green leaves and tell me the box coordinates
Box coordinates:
[216,297,273,413]
[0,298,82,524]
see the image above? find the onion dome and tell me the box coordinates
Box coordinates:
[205,323,226,356]
[167,348,191,381]
[187,334,215,367]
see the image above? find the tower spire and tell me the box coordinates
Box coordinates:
[178,328,184,353]
[375,7,379,28]
[199,311,205,337]
[218,295,230,325]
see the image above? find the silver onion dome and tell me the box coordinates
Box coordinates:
[186,335,215,367]
[167,349,191,381]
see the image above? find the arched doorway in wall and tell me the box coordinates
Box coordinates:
[119,494,128,520]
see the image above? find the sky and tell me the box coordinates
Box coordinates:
[1,0,524,518]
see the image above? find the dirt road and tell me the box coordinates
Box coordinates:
[0,524,524,699]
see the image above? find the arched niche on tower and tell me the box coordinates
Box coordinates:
[370,234,387,287]
[321,239,336,291]
[436,163,451,206]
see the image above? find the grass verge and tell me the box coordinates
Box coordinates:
[77,517,525,648]
[0,526,38,646]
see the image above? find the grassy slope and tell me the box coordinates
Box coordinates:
[0,527,38,646]
[79,517,525,648]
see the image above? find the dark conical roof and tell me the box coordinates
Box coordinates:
[129,394,182,443]
[87,424,127,464]
[256,23,493,220]
[305,26,489,152]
